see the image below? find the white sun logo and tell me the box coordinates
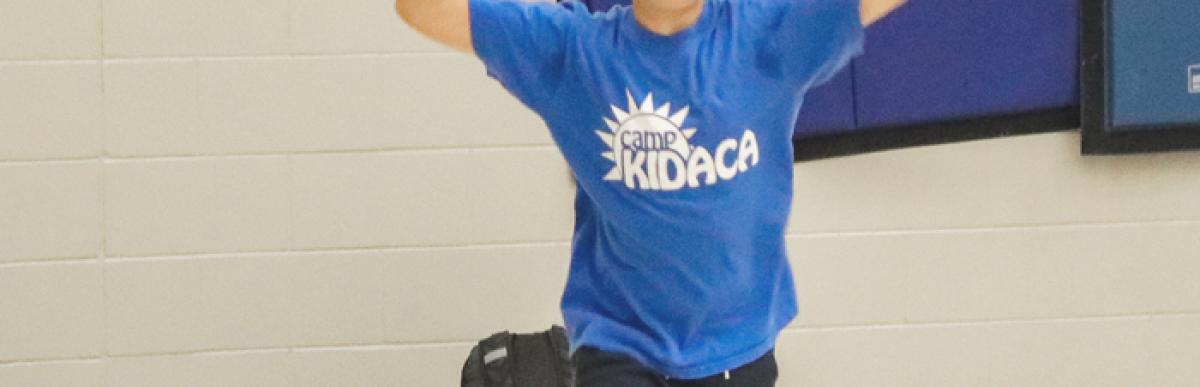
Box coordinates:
[594,91,761,191]
[595,91,696,182]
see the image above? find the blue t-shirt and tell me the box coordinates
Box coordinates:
[469,0,864,379]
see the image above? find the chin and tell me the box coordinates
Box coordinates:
[636,0,704,12]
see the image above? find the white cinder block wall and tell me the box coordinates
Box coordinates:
[1,1,1198,386]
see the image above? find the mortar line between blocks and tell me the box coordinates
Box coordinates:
[286,154,296,253]
[98,150,111,367]
[0,145,558,165]
[98,0,111,365]
[789,218,1200,238]
[0,256,102,269]
[0,357,106,369]
[2,52,462,66]
[97,51,464,64]
[785,310,1200,334]
[93,339,480,362]
[0,59,101,66]
[285,0,294,55]
[96,340,476,364]
[98,240,573,263]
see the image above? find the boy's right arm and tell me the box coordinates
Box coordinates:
[395,0,473,53]
[395,0,558,54]
[397,0,579,113]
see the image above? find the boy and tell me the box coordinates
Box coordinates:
[395,0,905,385]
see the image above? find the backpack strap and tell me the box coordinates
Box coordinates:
[461,331,515,387]
[546,325,575,387]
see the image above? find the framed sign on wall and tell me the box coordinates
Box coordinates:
[1081,0,1200,154]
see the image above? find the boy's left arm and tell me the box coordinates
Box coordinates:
[860,0,908,26]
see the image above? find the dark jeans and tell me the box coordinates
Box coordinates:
[573,346,778,387]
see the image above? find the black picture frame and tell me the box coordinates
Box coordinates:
[1080,0,1200,155]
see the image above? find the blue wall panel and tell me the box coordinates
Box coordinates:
[793,68,858,137]
[852,0,1079,129]
[571,0,1081,158]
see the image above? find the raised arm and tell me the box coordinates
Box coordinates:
[860,0,907,26]
[395,0,473,53]
[395,0,558,54]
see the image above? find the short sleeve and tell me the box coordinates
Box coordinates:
[761,0,866,89]
[469,0,585,109]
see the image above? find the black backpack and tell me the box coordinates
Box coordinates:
[461,326,575,387]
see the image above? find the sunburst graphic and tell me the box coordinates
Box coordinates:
[595,91,698,182]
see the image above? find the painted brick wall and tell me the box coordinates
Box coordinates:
[1,1,1198,386]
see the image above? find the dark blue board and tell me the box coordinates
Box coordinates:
[850,0,1079,129]
[793,69,858,137]
[795,0,1081,161]
[569,0,1081,160]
